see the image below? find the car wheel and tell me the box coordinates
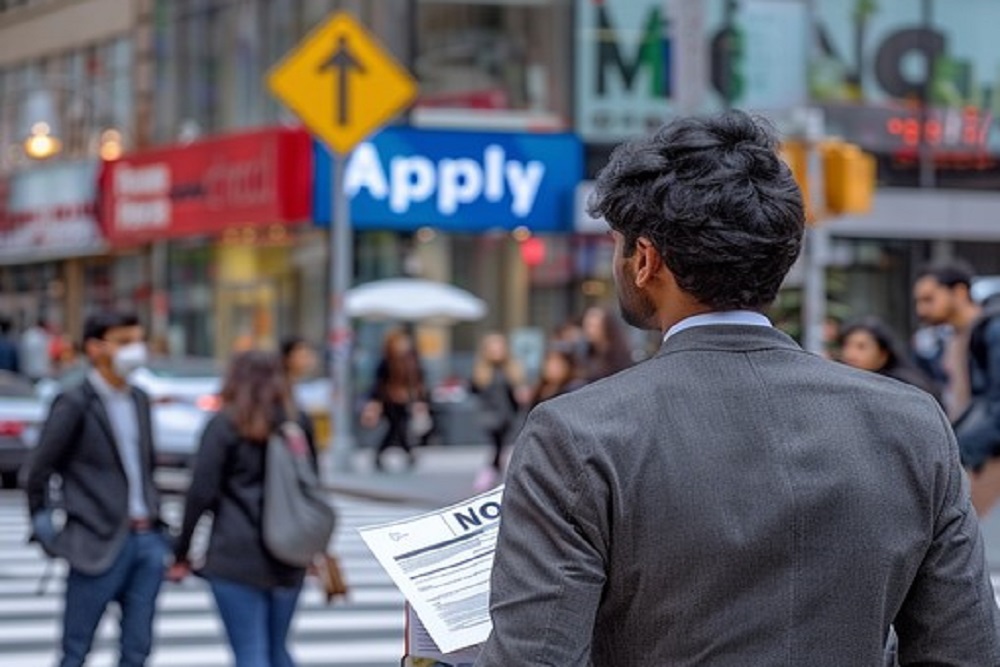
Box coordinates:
[0,470,18,489]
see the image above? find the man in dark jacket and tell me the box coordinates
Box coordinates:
[914,262,1000,515]
[25,311,165,667]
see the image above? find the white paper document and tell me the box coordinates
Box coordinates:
[359,486,503,654]
[406,603,481,664]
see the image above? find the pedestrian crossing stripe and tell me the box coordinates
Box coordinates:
[0,491,418,667]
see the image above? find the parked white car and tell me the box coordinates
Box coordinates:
[0,371,46,488]
[130,359,223,467]
[36,357,223,468]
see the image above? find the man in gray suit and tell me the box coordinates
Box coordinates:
[476,111,1000,666]
[26,311,166,667]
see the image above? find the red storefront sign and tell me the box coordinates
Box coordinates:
[101,127,311,245]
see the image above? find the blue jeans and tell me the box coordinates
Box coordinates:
[60,531,167,667]
[208,576,302,667]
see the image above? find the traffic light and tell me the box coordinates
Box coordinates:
[779,140,811,221]
[821,140,876,215]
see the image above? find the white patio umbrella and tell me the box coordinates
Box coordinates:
[344,278,487,323]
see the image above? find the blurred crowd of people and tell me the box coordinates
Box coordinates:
[828,260,1000,517]
[358,305,640,488]
[0,316,82,382]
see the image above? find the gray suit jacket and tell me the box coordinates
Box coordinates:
[25,378,160,575]
[477,325,1000,666]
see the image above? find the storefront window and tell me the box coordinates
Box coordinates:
[0,36,132,164]
[168,243,214,357]
[154,0,348,142]
[0,262,62,331]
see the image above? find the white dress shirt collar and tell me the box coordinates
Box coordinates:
[663,310,773,342]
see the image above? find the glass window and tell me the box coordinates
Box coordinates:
[108,38,133,149]
[174,0,213,137]
[153,0,177,143]
[0,68,9,171]
[415,1,567,114]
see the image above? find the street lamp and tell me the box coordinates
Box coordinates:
[19,88,62,160]
[24,121,62,160]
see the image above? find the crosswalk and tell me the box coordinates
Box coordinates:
[0,489,419,667]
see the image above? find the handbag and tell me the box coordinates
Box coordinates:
[262,422,337,568]
[313,552,349,604]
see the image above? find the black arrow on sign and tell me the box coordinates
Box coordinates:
[318,35,366,127]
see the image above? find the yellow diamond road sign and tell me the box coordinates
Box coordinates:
[267,12,417,155]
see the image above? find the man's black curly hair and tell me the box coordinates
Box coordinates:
[588,109,805,311]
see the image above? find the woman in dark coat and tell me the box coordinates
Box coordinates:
[839,316,942,402]
[360,328,429,470]
[471,332,528,489]
[168,350,316,667]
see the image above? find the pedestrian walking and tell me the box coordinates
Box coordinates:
[529,347,584,408]
[838,316,941,400]
[471,332,528,490]
[281,335,319,384]
[912,261,982,422]
[0,314,19,374]
[360,329,430,471]
[168,350,316,667]
[19,318,52,381]
[476,110,1000,666]
[24,311,166,667]
[913,261,1000,514]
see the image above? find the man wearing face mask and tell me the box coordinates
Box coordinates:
[25,311,166,667]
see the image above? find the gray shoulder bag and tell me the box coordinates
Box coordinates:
[262,421,336,567]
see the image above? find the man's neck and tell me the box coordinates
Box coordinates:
[96,366,128,391]
[952,302,983,332]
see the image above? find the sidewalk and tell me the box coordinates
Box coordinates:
[323,443,495,508]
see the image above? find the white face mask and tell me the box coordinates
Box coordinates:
[112,342,148,378]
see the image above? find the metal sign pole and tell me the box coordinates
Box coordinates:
[328,151,355,475]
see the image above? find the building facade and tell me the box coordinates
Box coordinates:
[0,0,149,346]
[7,0,1000,375]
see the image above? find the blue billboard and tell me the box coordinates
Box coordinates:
[313,127,583,232]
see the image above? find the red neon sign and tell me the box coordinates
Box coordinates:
[885,107,990,149]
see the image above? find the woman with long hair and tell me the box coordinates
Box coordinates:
[581,306,633,382]
[471,332,527,489]
[168,350,316,667]
[531,347,586,408]
[360,328,429,470]
[839,316,941,401]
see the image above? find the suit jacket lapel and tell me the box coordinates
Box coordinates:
[84,380,117,446]
[130,389,154,474]
[83,380,126,473]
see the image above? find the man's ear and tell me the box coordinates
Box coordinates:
[83,338,101,361]
[634,237,663,287]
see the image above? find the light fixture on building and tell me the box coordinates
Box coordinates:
[99,129,123,161]
[21,89,62,160]
[416,226,437,243]
[511,226,532,242]
[24,121,62,160]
